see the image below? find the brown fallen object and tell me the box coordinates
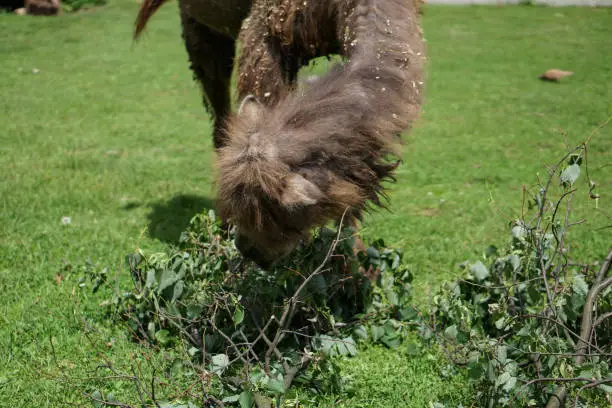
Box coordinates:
[539,69,574,82]
[22,0,61,15]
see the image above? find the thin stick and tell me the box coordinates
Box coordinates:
[573,379,612,407]
[264,209,348,373]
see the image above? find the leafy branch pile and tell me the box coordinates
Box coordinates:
[426,141,611,407]
[90,211,415,407]
[82,135,610,408]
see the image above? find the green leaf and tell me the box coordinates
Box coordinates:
[598,383,612,394]
[211,354,230,374]
[315,335,357,357]
[573,274,589,296]
[444,325,458,340]
[253,394,273,408]
[527,284,541,303]
[366,247,380,259]
[516,324,530,337]
[266,378,285,394]
[381,334,402,349]
[147,322,156,340]
[485,245,498,259]
[239,391,255,408]
[546,356,557,371]
[172,280,185,302]
[186,304,202,319]
[204,334,220,352]
[559,361,573,378]
[512,225,528,239]
[507,254,520,271]
[307,275,327,295]
[383,320,399,336]
[497,346,507,364]
[341,336,357,356]
[502,376,517,392]
[419,325,433,340]
[158,268,178,292]
[470,261,489,281]
[249,366,265,384]
[371,325,385,342]
[353,325,368,340]
[385,290,399,306]
[314,335,334,355]
[159,403,198,408]
[222,395,241,403]
[496,371,511,388]
[468,362,485,380]
[391,253,401,269]
[406,343,420,356]
[90,390,103,408]
[233,305,245,326]
[398,306,418,321]
[456,330,469,344]
[155,329,171,345]
[487,360,497,383]
[146,269,157,288]
[165,303,182,319]
[560,163,580,187]
[468,351,481,363]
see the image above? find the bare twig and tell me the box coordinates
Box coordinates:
[509,377,596,407]
[209,313,249,365]
[595,249,612,284]
[592,311,612,330]
[264,210,348,374]
[130,366,147,406]
[573,379,612,407]
[545,250,612,408]
[504,346,612,359]
[576,275,612,357]
[147,366,158,408]
[458,277,543,291]
[85,393,133,408]
[518,314,606,354]
[549,189,576,294]
[227,315,275,366]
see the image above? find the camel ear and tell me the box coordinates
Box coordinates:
[281,174,323,207]
[238,95,263,122]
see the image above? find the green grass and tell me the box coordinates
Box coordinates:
[1,3,611,406]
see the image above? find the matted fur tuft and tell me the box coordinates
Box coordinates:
[216,0,426,264]
[217,63,408,233]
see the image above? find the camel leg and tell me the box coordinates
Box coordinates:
[234,8,298,107]
[180,12,236,149]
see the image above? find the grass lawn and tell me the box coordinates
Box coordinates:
[1,2,611,406]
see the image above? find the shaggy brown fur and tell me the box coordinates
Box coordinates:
[134,0,425,267]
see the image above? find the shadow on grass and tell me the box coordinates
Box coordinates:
[144,194,215,244]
